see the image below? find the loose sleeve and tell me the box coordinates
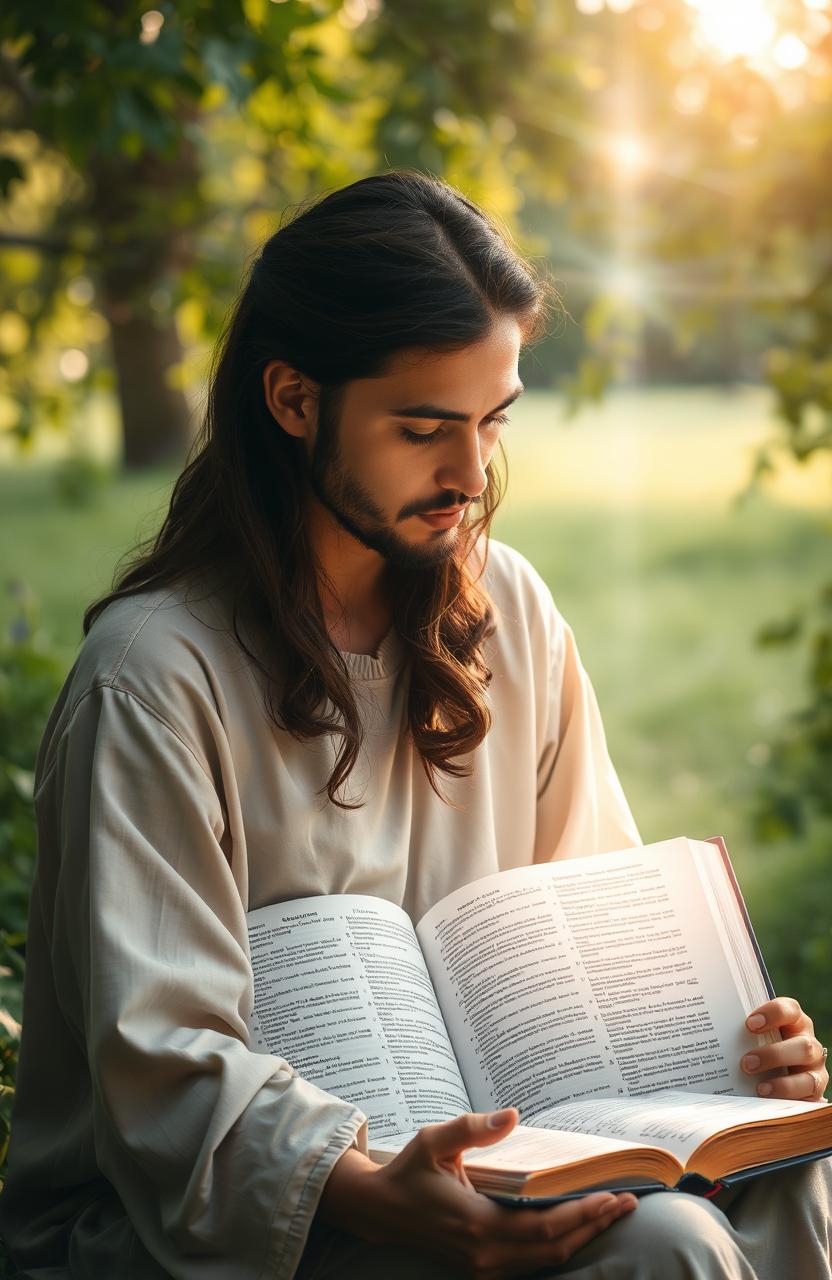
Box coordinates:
[46,683,366,1280]
[533,616,642,862]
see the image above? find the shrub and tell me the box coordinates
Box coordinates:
[0,614,65,1195]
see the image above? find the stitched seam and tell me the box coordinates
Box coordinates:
[105,588,180,685]
[35,680,216,798]
[107,683,216,783]
[56,588,180,734]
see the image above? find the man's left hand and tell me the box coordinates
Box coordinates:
[741,997,829,1101]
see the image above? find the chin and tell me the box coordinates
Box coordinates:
[385,530,458,569]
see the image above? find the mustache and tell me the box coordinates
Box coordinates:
[397,493,483,521]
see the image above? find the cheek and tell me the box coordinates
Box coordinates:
[338,422,438,512]
[364,445,429,502]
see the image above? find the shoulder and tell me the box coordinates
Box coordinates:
[40,582,252,781]
[78,581,241,701]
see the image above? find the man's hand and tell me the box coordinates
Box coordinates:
[741,997,829,1101]
[319,1109,636,1279]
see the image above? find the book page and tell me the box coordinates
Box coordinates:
[689,840,775,1020]
[246,895,470,1140]
[527,1090,825,1167]
[417,841,764,1119]
[370,1123,661,1176]
[459,1126,663,1175]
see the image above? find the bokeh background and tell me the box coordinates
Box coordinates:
[1,0,831,1204]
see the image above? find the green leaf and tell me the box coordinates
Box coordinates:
[756,616,803,647]
[306,67,356,104]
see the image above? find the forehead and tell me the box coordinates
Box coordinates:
[352,316,524,412]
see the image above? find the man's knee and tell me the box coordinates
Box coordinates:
[585,1190,756,1279]
[715,1156,832,1268]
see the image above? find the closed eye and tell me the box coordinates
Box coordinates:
[400,412,511,446]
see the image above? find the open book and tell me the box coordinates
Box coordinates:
[246,837,832,1199]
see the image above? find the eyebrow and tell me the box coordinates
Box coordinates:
[389,383,525,422]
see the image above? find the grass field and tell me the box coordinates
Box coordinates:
[2,384,830,1032]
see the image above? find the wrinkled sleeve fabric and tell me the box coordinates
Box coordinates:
[44,682,366,1280]
[534,612,642,862]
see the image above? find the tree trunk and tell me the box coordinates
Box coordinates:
[88,106,203,469]
[104,297,192,468]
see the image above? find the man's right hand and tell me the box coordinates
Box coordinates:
[318,1109,637,1279]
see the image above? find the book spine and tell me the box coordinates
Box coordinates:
[676,1171,723,1196]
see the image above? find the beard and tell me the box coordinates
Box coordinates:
[307,390,475,570]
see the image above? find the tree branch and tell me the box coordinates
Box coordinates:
[0,231,75,254]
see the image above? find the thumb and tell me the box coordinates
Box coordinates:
[419,1109,519,1162]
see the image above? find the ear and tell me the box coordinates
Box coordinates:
[263,360,319,440]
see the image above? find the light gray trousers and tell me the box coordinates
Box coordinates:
[296,1155,832,1279]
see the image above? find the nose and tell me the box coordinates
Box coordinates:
[434,428,489,500]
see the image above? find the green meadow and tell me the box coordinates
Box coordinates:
[2,385,830,1036]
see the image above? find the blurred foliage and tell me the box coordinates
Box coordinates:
[744,284,832,842]
[749,822,832,1049]
[752,584,832,842]
[53,450,112,506]
[0,596,65,1196]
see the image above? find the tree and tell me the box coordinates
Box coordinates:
[0,0,380,465]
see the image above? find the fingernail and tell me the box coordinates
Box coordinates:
[743,1055,761,1072]
[747,1015,766,1030]
[757,1082,773,1096]
[594,1196,617,1217]
[487,1109,514,1128]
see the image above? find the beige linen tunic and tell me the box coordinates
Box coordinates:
[0,539,640,1280]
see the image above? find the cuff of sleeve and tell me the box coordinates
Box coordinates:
[267,1106,368,1280]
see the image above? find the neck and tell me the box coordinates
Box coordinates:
[306,499,391,655]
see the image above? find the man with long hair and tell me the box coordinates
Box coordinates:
[1,172,830,1279]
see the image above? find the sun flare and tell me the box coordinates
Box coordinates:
[685,0,776,60]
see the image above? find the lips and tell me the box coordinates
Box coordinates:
[418,507,466,530]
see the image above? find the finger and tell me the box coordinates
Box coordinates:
[755,1070,828,1101]
[538,1195,637,1262]
[490,1194,637,1275]
[491,1190,636,1244]
[746,997,808,1035]
[741,1035,826,1076]
[416,1110,519,1164]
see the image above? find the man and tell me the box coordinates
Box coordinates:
[1,171,829,1279]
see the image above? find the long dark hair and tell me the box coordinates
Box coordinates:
[85,171,553,804]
